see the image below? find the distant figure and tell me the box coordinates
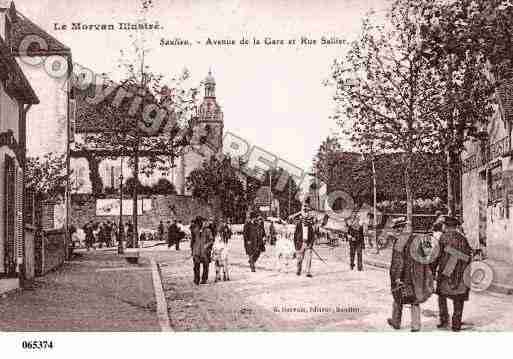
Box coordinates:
[347,215,365,271]
[243,213,264,272]
[269,221,277,246]
[84,222,94,251]
[117,222,124,247]
[158,220,165,242]
[111,222,118,247]
[219,220,232,243]
[168,219,184,250]
[126,221,134,248]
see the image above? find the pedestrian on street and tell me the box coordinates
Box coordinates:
[158,220,165,242]
[257,217,266,245]
[84,222,94,251]
[105,221,113,247]
[294,216,315,277]
[210,217,220,238]
[166,220,172,248]
[269,221,277,245]
[219,220,232,243]
[432,216,472,332]
[347,214,365,271]
[387,221,434,332]
[168,219,183,250]
[190,216,214,285]
[243,212,264,272]
[126,221,134,248]
[111,222,118,247]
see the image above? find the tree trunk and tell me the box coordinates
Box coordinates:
[404,153,414,234]
[371,155,379,254]
[132,144,139,248]
[446,149,457,217]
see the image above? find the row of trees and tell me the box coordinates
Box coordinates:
[185,156,302,223]
[327,0,513,231]
[313,136,447,206]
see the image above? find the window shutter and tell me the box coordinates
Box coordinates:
[4,154,16,275]
[15,166,24,264]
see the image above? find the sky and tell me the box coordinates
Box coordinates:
[13,0,388,174]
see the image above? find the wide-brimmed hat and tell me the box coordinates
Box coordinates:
[442,215,460,227]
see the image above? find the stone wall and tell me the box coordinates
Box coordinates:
[70,194,219,230]
[35,228,67,276]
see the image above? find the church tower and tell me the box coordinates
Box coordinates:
[194,70,224,151]
[177,70,225,195]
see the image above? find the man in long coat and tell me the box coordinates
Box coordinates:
[432,216,472,332]
[244,214,264,272]
[190,217,214,284]
[293,216,315,277]
[347,215,365,271]
[388,223,434,332]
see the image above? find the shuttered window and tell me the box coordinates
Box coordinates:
[4,154,16,275]
[15,166,24,263]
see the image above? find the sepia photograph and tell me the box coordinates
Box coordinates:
[1,0,513,355]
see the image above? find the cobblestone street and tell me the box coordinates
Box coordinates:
[149,238,513,331]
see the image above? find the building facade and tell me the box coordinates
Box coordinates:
[461,79,513,264]
[0,1,39,281]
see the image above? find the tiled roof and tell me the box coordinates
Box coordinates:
[0,35,39,104]
[5,3,70,56]
[74,82,169,135]
[74,85,105,133]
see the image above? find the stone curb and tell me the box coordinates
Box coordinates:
[150,259,173,332]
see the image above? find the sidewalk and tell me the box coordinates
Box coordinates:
[0,250,160,331]
[334,244,513,295]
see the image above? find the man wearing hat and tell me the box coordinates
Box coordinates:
[244,212,264,272]
[190,216,214,284]
[294,216,316,277]
[347,214,365,271]
[432,216,472,331]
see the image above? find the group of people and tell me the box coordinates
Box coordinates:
[245,213,321,277]
[189,216,232,285]
[158,219,186,250]
[83,220,119,250]
[388,214,472,332]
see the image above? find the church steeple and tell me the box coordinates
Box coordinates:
[204,69,216,98]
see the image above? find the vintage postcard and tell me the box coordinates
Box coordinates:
[1,0,513,352]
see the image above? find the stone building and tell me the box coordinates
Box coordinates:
[461,79,513,265]
[0,1,39,286]
[1,1,73,231]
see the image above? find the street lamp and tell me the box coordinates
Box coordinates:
[118,156,124,254]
